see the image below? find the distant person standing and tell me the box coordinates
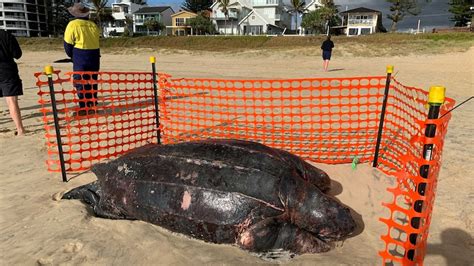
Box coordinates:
[321,35,334,72]
[0,30,26,135]
[64,2,100,114]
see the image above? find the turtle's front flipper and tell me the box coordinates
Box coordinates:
[274,223,332,254]
[237,218,331,255]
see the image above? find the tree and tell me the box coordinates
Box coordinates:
[187,12,216,35]
[181,0,214,13]
[448,0,473,27]
[89,0,114,36]
[123,16,133,37]
[301,4,339,34]
[47,0,73,37]
[288,0,306,33]
[301,10,326,33]
[144,18,165,35]
[217,0,238,34]
[386,0,422,32]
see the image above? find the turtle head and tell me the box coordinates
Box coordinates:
[281,176,356,242]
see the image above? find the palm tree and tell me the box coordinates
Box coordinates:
[217,0,241,34]
[217,0,231,35]
[288,0,306,34]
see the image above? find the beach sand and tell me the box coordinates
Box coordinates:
[0,47,473,265]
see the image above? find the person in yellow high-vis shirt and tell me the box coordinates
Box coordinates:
[64,3,100,114]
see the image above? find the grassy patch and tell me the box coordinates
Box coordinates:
[17,33,474,56]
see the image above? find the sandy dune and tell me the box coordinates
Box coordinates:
[0,47,473,265]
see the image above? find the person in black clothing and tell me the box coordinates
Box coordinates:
[321,35,334,72]
[0,30,25,135]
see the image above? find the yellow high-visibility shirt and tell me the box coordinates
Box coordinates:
[64,19,100,50]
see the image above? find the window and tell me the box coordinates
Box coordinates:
[176,18,185,26]
[360,28,371,35]
[248,25,263,35]
[348,28,358,36]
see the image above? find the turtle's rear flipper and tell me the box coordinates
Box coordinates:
[62,181,130,220]
[62,181,101,206]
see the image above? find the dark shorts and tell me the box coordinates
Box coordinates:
[0,78,23,97]
[322,50,332,60]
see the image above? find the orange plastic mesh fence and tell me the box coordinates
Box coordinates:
[36,71,169,172]
[377,80,454,265]
[36,70,454,265]
[161,77,387,163]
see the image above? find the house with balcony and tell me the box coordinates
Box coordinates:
[0,0,51,37]
[166,10,197,36]
[210,0,292,35]
[104,0,145,37]
[133,6,173,35]
[339,7,385,36]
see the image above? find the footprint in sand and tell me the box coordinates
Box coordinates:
[63,241,83,253]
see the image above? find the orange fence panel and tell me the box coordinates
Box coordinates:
[35,68,455,265]
[160,76,387,163]
[36,71,168,172]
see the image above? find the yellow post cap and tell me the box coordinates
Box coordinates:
[44,65,54,75]
[149,56,156,63]
[428,86,446,104]
[386,65,394,74]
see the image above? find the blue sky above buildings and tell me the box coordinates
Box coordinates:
[148,0,454,30]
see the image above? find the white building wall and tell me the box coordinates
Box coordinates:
[0,0,50,37]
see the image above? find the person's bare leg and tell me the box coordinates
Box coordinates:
[5,96,25,135]
[323,60,329,71]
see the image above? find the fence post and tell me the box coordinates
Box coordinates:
[372,65,393,167]
[45,66,68,182]
[150,56,161,144]
[406,86,445,261]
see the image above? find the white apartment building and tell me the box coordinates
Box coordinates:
[0,0,51,37]
[104,0,145,37]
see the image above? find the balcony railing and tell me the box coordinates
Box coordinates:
[347,19,373,25]
[2,6,25,11]
[211,11,238,20]
[3,15,26,20]
[252,0,279,6]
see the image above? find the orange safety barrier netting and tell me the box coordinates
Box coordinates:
[161,77,387,163]
[36,71,169,172]
[377,80,454,265]
[35,69,455,265]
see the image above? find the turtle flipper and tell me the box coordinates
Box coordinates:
[62,181,126,220]
[238,218,331,255]
[62,181,101,206]
[274,223,332,254]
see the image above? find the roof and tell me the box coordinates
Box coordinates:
[134,6,172,14]
[171,10,197,18]
[340,7,381,14]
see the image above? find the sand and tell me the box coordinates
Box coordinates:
[0,47,473,265]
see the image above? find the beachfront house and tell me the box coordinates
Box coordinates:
[104,0,145,37]
[133,6,174,35]
[339,7,385,36]
[210,0,292,35]
[167,10,197,36]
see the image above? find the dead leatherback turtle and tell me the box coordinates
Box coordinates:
[63,139,356,255]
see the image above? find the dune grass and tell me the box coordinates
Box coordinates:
[18,32,474,57]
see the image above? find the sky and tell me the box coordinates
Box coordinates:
[148,0,455,31]
[334,0,454,31]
